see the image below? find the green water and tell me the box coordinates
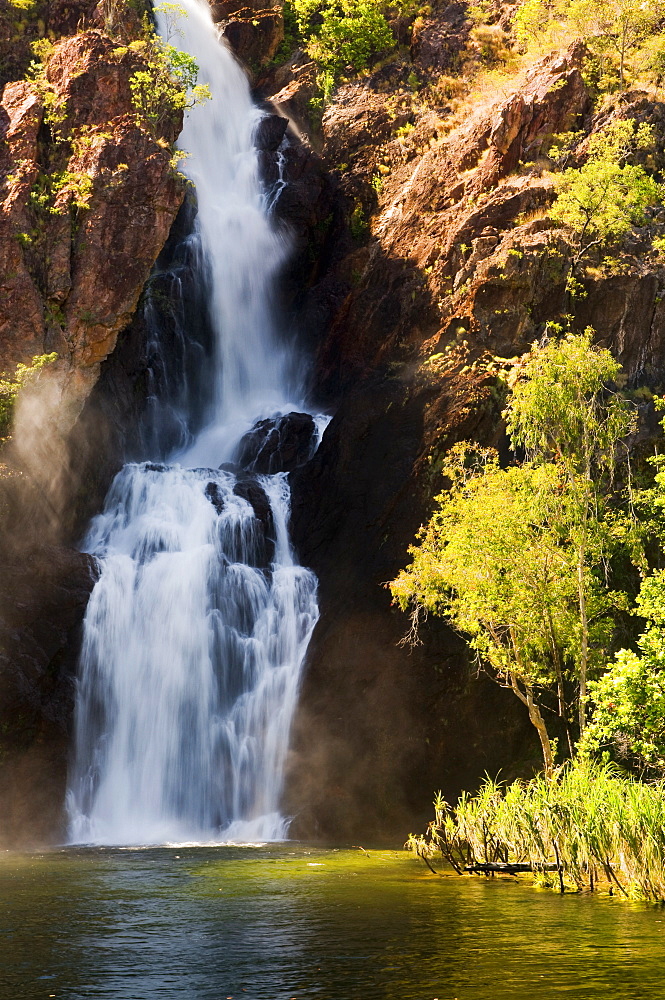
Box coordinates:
[1,845,664,1000]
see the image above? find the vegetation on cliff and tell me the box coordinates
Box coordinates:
[515,0,665,88]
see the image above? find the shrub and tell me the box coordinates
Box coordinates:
[550,120,663,277]
[293,0,395,82]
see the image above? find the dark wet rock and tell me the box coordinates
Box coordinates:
[0,544,99,847]
[233,476,276,564]
[234,411,318,474]
[255,113,288,151]
[205,481,225,514]
[144,463,168,473]
[233,477,275,536]
[219,462,240,474]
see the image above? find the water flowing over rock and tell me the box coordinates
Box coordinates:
[234,411,318,473]
[66,0,323,846]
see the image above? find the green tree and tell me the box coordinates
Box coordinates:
[505,329,637,734]
[514,0,664,88]
[292,0,394,81]
[582,571,665,772]
[393,332,637,767]
[570,0,662,87]
[129,5,211,137]
[391,449,585,774]
[550,120,662,284]
[583,417,665,772]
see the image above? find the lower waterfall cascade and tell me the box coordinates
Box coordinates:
[65,0,324,845]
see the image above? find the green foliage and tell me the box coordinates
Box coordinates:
[129,5,211,137]
[393,332,638,763]
[0,0,43,89]
[514,0,665,88]
[100,0,153,35]
[409,759,665,901]
[26,39,68,139]
[584,435,665,772]
[0,354,57,442]
[293,0,395,85]
[505,330,637,735]
[639,30,665,86]
[349,203,369,240]
[391,451,576,687]
[129,43,210,135]
[550,121,662,261]
[26,139,96,221]
[504,328,635,480]
[513,0,552,50]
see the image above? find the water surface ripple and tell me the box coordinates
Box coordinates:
[2,846,665,1000]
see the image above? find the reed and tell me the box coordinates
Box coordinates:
[407,760,665,901]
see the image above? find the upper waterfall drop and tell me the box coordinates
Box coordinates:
[66,0,323,846]
[161,0,297,458]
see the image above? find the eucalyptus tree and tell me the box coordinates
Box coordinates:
[515,0,664,87]
[393,332,637,768]
[504,329,637,735]
[391,448,584,775]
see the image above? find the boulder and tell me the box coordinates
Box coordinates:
[233,475,276,564]
[254,113,288,151]
[205,481,225,514]
[234,411,318,473]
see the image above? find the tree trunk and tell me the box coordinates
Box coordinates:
[577,546,588,736]
[509,672,554,777]
[546,609,565,719]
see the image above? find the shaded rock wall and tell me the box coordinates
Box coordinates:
[0,542,97,846]
[287,368,537,840]
[281,43,665,840]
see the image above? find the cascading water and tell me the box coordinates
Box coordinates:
[66,0,323,845]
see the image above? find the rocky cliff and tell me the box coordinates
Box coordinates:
[272,30,665,839]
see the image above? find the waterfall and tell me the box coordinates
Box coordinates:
[66,0,322,845]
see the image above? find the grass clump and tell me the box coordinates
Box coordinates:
[408,759,665,901]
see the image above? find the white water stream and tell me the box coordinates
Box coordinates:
[66,0,321,845]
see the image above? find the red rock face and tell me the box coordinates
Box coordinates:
[0,82,45,368]
[0,30,184,429]
[210,0,284,71]
[312,43,592,393]
[66,118,183,370]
